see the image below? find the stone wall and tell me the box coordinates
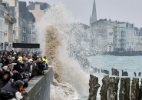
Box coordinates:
[24,67,54,100]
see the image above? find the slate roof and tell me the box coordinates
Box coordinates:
[19,1,35,22]
[19,1,27,14]
[25,11,35,22]
[27,2,50,10]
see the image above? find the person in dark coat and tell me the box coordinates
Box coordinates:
[12,68,27,82]
[0,80,24,99]
[0,71,11,88]
[1,57,9,68]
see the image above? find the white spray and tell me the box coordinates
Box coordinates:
[36,3,89,100]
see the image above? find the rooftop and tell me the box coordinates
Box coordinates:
[27,1,50,10]
[19,1,35,22]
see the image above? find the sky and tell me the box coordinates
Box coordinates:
[21,0,142,28]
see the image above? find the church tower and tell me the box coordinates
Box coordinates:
[90,0,97,25]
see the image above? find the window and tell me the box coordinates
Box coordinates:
[22,27,25,32]
[22,36,24,41]
[109,32,113,36]
[22,27,27,33]
[15,1,18,7]
[0,18,3,30]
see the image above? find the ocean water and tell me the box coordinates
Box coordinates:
[88,55,142,77]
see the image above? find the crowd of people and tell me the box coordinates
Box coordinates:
[0,50,48,100]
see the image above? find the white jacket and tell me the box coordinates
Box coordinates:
[9,92,23,100]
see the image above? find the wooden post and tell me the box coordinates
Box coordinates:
[108,77,115,100]
[139,79,142,100]
[125,78,130,100]
[108,77,119,100]
[100,75,109,100]
[88,74,100,100]
[114,77,119,100]
[119,78,130,100]
[131,78,139,100]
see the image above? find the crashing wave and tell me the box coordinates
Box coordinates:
[36,3,90,100]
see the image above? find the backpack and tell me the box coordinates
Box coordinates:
[0,89,15,99]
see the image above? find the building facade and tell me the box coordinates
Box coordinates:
[90,0,142,53]
[0,4,5,50]
[0,0,36,51]
[135,28,142,51]
[3,0,19,43]
[91,19,142,53]
[0,2,16,51]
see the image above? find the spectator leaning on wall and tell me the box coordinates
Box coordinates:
[0,80,24,100]
[0,50,49,100]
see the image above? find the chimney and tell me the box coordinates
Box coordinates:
[29,1,33,5]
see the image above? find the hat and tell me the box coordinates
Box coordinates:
[15,80,24,88]
[18,56,23,63]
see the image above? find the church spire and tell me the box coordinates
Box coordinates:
[90,0,97,25]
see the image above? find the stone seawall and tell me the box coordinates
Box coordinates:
[24,67,54,100]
